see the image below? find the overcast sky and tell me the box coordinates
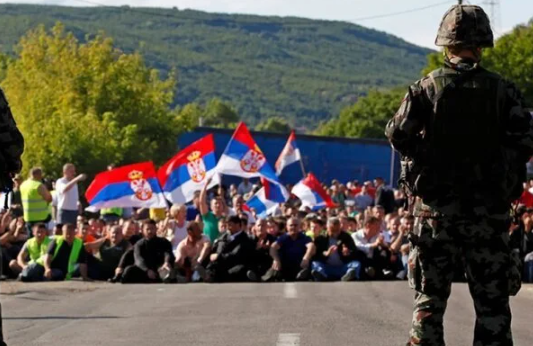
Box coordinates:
[1,0,532,48]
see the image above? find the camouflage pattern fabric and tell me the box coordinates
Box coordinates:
[385,58,533,217]
[435,5,494,48]
[0,87,24,181]
[386,55,533,345]
[407,213,514,346]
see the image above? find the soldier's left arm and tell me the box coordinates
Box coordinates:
[0,89,24,173]
[502,81,533,159]
[385,79,431,157]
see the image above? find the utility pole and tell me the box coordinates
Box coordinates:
[483,0,501,34]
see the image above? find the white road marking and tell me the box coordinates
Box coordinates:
[277,333,300,346]
[284,283,297,299]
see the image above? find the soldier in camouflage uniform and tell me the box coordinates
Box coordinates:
[0,87,24,346]
[385,5,533,346]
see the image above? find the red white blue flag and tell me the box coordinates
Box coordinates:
[215,122,279,183]
[85,162,167,209]
[291,172,336,210]
[275,130,302,176]
[245,178,289,218]
[157,134,220,204]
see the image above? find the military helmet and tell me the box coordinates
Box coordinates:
[435,5,494,48]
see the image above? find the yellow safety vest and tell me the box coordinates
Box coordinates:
[27,237,51,266]
[53,236,83,280]
[20,179,50,222]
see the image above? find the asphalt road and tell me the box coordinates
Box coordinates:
[1,280,532,346]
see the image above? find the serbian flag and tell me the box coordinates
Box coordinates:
[86,162,167,210]
[215,122,278,183]
[246,179,289,218]
[292,172,336,210]
[158,134,220,204]
[275,130,302,176]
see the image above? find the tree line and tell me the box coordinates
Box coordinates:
[1,19,531,179]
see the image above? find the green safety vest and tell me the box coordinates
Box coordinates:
[20,179,50,222]
[101,207,123,216]
[27,236,51,266]
[53,236,83,280]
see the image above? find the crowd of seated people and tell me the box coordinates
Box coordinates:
[1,175,532,285]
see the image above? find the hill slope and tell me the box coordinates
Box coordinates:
[0,4,432,128]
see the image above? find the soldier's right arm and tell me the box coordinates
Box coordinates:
[502,81,533,159]
[385,79,431,157]
[0,88,24,173]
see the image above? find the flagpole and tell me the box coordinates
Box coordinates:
[299,158,307,178]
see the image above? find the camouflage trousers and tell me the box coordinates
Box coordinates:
[407,214,514,346]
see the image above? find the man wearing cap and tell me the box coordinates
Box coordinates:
[386,4,533,345]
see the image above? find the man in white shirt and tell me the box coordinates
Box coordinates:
[352,216,393,279]
[56,163,86,225]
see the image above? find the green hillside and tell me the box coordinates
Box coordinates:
[0,4,432,128]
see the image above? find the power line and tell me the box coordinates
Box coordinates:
[351,1,454,22]
[66,0,455,25]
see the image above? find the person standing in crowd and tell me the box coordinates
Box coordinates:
[175,221,211,282]
[9,223,50,281]
[386,5,533,345]
[121,219,174,284]
[164,204,188,252]
[199,177,226,243]
[237,178,253,196]
[55,163,86,225]
[311,217,364,282]
[263,217,315,282]
[20,167,52,232]
[201,216,255,283]
[43,224,89,281]
[374,177,396,215]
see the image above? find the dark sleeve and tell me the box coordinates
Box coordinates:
[46,239,58,255]
[77,247,87,264]
[162,238,175,265]
[501,81,533,160]
[385,79,431,157]
[313,236,327,262]
[0,88,24,173]
[134,240,148,271]
[342,232,366,262]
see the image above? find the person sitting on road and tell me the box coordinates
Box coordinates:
[43,223,89,281]
[175,221,211,282]
[249,218,276,281]
[352,216,393,280]
[311,217,365,282]
[262,217,315,282]
[10,223,50,281]
[121,219,175,284]
[201,216,256,283]
[84,225,131,281]
[1,215,29,278]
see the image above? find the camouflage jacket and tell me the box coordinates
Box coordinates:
[0,87,24,176]
[385,57,533,217]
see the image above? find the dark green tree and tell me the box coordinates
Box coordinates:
[316,89,405,139]
[256,117,291,133]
